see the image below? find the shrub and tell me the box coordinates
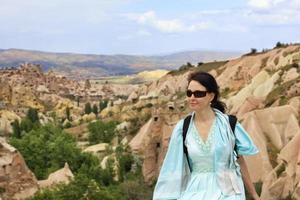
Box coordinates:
[85,102,92,114]
[88,120,118,144]
[9,124,97,179]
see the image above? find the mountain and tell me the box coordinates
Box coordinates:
[0,48,241,79]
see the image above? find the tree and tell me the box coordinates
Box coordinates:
[12,119,21,138]
[115,145,134,182]
[88,120,118,144]
[26,107,39,123]
[85,102,92,115]
[92,104,98,116]
[76,96,80,107]
[66,107,71,121]
[30,174,117,200]
[276,41,283,48]
[99,99,108,112]
[197,62,204,67]
[179,62,194,71]
[20,118,33,133]
[250,48,257,54]
[9,124,95,179]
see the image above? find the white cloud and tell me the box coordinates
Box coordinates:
[248,0,274,9]
[247,0,299,9]
[247,9,300,25]
[245,0,300,25]
[125,11,210,33]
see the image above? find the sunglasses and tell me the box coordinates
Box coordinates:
[186,89,208,98]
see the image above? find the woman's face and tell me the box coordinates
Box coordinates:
[187,80,215,111]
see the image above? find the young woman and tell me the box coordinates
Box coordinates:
[153,71,260,200]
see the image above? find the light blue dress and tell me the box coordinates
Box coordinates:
[153,109,259,200]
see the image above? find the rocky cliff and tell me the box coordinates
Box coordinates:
[125,45,300,199]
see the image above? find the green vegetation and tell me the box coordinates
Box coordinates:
[167,62,195,76]
[0,186,5,194]
[8,116,153,200]
[168,61,227,76]
[274,56,279,65]
[85,102,92,114]
[276,163,286,177]
[65,106,71,121]
[11,119,21,138]
[220,87,233,98]
[99,99,109,112]
[176,91,186,99]
[12,107,40,138]
[265,77,300,107]
[261,56,269,69]
[115,144,134,182]
[127,113,151,136]
[88,120,119,144]
[136,103,153,112]
[196,61,228,73]
[10,124,92,179]
[27,108,39,123]
[281,63,300,73]
[264,134,280,168]
[93,104,99,116]
[275,41,289,48]
[245,181,262,199]
[243,48,258,56]
[282,193,293,200]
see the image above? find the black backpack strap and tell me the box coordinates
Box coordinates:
[183,115,192,171]
[228,115,238,157]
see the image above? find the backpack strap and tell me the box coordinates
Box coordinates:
[183,115,192,171]
[182,114,238,172]
[228,115,238,157]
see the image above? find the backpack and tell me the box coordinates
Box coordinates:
[182,114,238,171]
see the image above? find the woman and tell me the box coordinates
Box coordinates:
[153,71,260,200]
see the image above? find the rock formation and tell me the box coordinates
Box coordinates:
[0,137,38,200]
[38,163,74,188]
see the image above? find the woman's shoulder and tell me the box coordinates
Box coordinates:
[176,113,194,128]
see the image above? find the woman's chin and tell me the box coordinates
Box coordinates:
[189,104,199,110]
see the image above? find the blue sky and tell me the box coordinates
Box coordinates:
[0,0,299,55]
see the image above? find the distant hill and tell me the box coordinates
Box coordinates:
[0,48,241,79]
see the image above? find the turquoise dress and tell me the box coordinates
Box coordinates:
[153,109,259,200]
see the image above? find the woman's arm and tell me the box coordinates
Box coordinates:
[237,156,261,200]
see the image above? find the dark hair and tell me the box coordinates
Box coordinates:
[188,71,227,113]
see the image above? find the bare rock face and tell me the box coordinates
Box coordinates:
[289,97,300,115]
[0,118,12,136]
[129,101,187,185]
[64,123,89,140]
[127,72,190,103]
[282,67,299,83]
[135,101,299,189]
[235,96,265,119]
[242,105,300,182]
[217,45,300,90]
[0,137,38,200]
[0,81,12,103]
[38,163,74,189]
[260,133,300,200]
[226,70,280,114]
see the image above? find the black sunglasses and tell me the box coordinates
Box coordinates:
[186,89,208,98]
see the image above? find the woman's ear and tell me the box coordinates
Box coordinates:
[209,92,215,102]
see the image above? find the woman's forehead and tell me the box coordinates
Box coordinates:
[188,80,206,90]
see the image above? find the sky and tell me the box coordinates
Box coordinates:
[0,0,300,55]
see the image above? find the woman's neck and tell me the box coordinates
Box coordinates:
[194,106,215,122]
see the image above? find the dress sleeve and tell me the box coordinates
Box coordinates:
[235,122,259,156]
[153,119,190,200]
